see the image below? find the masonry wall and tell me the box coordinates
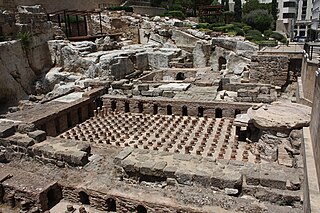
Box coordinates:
[102,95,253,118]
[249,55,289,88]
[310,70,320,188]
[302,60,318,102]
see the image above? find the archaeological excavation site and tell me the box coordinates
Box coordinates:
[0,0,320,213]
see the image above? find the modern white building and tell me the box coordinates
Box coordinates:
[311,0,320,39]
[277,0,297,38]
[294,0,313,37]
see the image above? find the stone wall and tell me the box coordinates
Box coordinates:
[310,70,320,188]
[132,6,166,16]
[102,95,253,118]
[249,55,289,88]
[301,60,318,102]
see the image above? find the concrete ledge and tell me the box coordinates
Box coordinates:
[302,127,320,213]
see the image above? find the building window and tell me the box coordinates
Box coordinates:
[283,2,296,7]
[283,13,295,18]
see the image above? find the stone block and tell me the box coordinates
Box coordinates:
[132,89,140,96]
[141,90,154,97]
[140,161,156,176]
[152,161,167,176]
[9,134,35,148]
[114,147,133,165]
[27,130,46,143]
[138,84,149,91]
[163,166,177,178]
[175,169,194,185]
[152,89,163,96]
[162,91,175,98]
[121,158,137,173]
[0,124,15,138]
[193,171,211,187]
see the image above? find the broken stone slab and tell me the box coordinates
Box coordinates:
[27,130,46,143]
[158,83,191,91]
[247,102,312,132]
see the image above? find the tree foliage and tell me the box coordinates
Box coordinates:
[234,0,242,22]
[271,0,278,23]
[243,9,273,32]
[243,0,271,14]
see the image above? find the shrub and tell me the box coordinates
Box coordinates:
[270,31,287,43]
[243,25,252,33]
[243,9,273,32]
[17,31,32,47]
[263,29,273,37]
[197,23,210,29]
[164,10,185,20]
[245,29,265,41]
[108,6,133,12]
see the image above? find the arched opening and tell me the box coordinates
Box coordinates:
[138,102,143,113]
[125,102,130,113]
[198,107,204,117]
[176,72,185,80]
[47,186,62,209]
[137,205,147,213]
[106,198,116,211]
[77,108,83,122]
[54,117,60,135]
[95,97,103,108]
[153,104,158,115]
[67,112,72,128]
[79,191,90,205]
[235,109,241,117]
[215,108,222,118]
[111,100,117,111]
[182,106,188,116]
[218,56,227,71]
[167,105,172,115]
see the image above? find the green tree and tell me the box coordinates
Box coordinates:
[225,0,229,11]
[243,9,273,32]
[271,0,278,24]
[242,0,260,14]
[234,0,242,22]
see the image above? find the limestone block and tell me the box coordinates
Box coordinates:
[138,84,149,91]
[27,130,46,143]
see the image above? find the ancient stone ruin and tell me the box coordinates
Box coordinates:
[0,2,320,213]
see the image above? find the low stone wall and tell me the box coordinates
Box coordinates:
[300,59,318,103]
[62,186,206,212]
[222,80,278,103]
[310,70,320,188]
[102,95,254,118]
[132,6,166,16]
[5,87,104,137]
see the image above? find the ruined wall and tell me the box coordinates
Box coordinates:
[132,6,166,16]
[310,70,320,188]
[249,55,289,88]
[14,0,121,12]
[62,187,211,213]
[102,95,253,118]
